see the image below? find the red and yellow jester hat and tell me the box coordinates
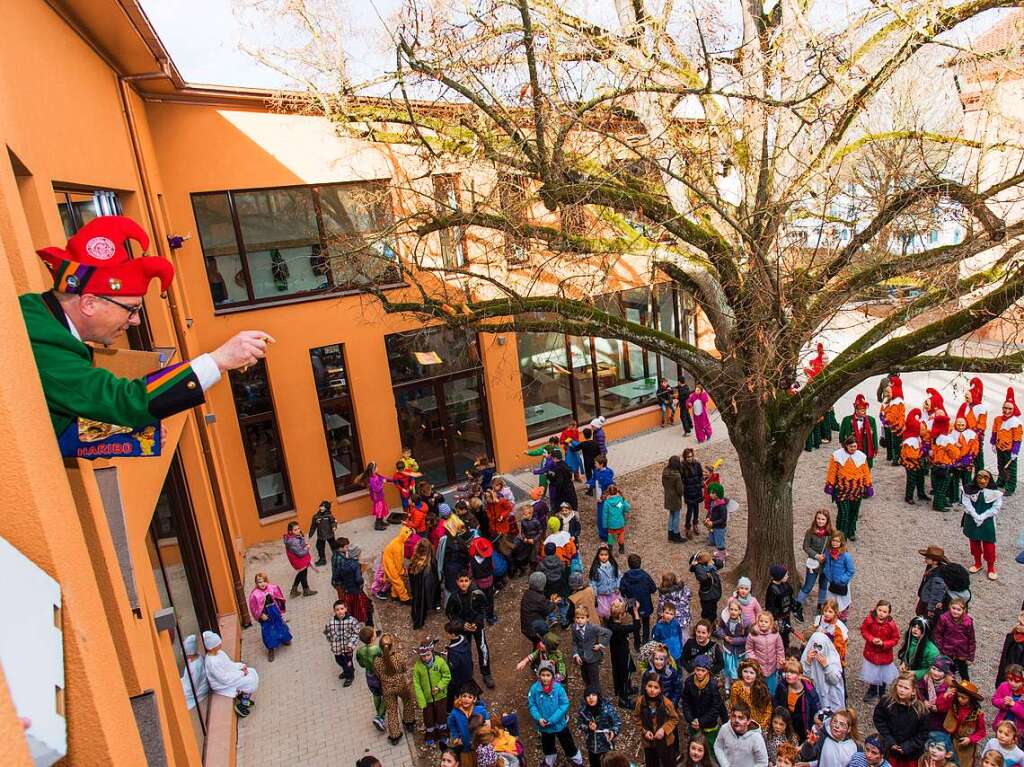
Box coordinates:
[36,215,173,296]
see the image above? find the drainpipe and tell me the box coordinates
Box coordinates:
[117,76,252,628]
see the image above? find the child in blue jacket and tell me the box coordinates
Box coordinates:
[652,603,684,663]
[589,456,615,541]
[821,531,855,620]
[528,662,584,765]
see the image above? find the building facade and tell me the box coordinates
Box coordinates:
[0,1,714,765]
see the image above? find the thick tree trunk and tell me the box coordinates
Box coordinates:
[735,452,799,592]
[722,402,806,593]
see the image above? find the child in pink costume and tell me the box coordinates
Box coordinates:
[687,385,713,443]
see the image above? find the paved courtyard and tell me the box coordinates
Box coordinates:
[234,364,1023,767]
[234,515,415,767]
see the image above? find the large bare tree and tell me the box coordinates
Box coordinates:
[243,0,1024,577]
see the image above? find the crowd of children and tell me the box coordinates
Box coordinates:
[231,366,1024,767]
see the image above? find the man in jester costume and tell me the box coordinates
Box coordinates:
[839,393,879,469]
[825,433,873,541]
[20,215,272,445]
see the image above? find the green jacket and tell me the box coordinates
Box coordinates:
[839,414,879,457]
[901,636,939,680]
[20,292,205,435]
[412,656,451,707]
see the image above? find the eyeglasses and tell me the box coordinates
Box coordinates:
[98,295,144,319]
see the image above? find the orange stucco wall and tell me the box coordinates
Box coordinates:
[0,3,246,765]
[144,100,680,547]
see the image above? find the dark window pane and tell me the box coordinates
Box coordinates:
[240,420,292,516]
[318,182,399,289]
[518,329,575,439]
[310,344,363,494]
[233,188,325,298]
[192,193,250,306]
[229,362,273,417]
[228,361,293,517]
[654,283,680,381]
[568,336,597,424]
[385,326,481,385]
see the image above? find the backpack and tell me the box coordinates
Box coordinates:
[938,562,970,593]
[492,550,509,578]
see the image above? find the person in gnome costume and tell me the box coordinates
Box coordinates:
[929,413,958,512]
[20,215,271,442]
[880,376,905,466]
[951,416,980,498]
[840,394,879,468]
[900,408,930,504]
[958,378,988,473]
[880,376,907,466]
[923,388,947,438]
[805,342,840,444]
[825,434,874,541]
[992,388,1023,496]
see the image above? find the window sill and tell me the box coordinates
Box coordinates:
[211,282,408,315]
[257,509,297,527]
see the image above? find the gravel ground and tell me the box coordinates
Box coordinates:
[376,436,1024,765]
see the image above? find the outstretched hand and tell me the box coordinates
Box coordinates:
[211,331,275,372]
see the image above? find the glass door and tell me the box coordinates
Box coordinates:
[393,373,493,487]
[393,381,451,488]
[442,372,491,483]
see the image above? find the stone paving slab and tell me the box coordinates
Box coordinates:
[235,515,414,767]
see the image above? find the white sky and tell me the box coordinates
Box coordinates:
[139,0,1010,90]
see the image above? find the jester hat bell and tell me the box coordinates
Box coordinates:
[37,215,173,296]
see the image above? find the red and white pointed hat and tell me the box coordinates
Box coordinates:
[903,408,923,439]
[1006,387,1020,417]
[36,215,173,296]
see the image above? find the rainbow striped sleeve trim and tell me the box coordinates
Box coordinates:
[53,259,95,293]
[146,361,194,397]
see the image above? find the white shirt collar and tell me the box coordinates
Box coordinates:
[64,311,82,342]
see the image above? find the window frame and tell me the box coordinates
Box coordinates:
[191,179,404,312]
[228,359,295,518]
[309,343,364,495]
[432,174,467,269]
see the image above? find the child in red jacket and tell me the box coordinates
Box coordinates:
[860,599,901,702]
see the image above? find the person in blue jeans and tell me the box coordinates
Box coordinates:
[528,661,584,766]
[796,510,833,610]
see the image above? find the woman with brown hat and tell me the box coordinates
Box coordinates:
[935,679,987,767]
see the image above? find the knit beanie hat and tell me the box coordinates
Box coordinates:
[529,571,547,591]
[693,654,712,670]
[438,503,452,519]
[544,542,556,556]
[547,517,561,533]
[769,564,787,581]
[737,576,752,590]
